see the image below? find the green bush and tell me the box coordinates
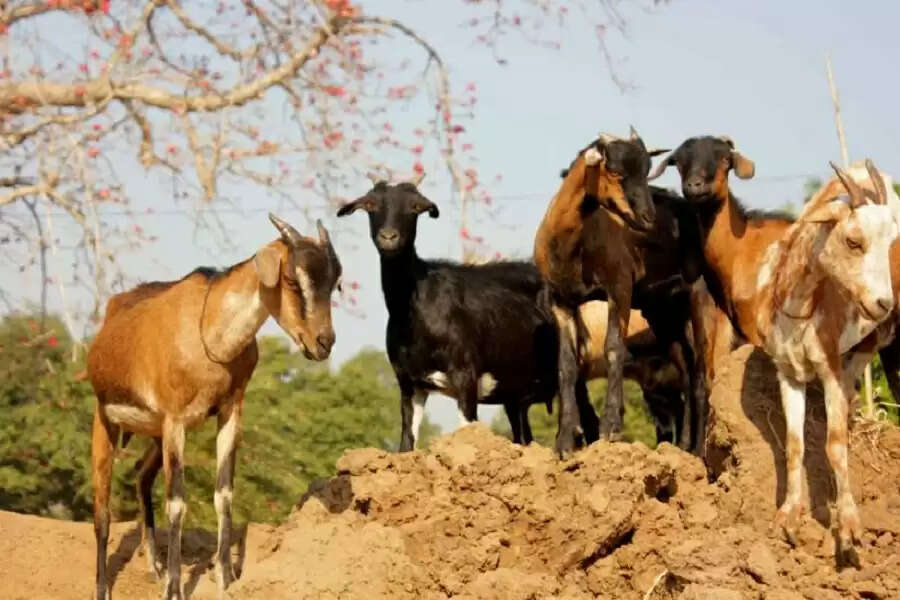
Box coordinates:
[491,379,657,448]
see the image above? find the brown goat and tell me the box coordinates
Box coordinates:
[87,215,342,600]
[652,136,898,568]
[806,164,900,410]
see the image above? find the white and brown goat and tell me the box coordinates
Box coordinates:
[652,136,898,567]
[87,215,341,600]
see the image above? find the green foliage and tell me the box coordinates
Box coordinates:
[802,177,823,204]
[491,379,657,448]
[870,354,899,425]
[0,313,439,529]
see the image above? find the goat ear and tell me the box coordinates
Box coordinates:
[648,153,673,181]
[802,199,850,224]
[647,147,670,158]
[583,146,604,167]
[731,151,755,180]
[337,197,367,217]
[254,245,282,288]
[414,200,439,218]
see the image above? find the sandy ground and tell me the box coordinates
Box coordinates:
[2,344,899,600]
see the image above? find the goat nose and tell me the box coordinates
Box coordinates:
[379,229,399,241]
[316,332,334,355]
[685,179,703,193]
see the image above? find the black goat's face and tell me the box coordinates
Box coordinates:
[649,136,755,203]
[575,128,668,231]
[337,180,439,257]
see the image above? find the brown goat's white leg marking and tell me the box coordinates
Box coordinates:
[136,439,164,579]
[92,406,118,600]
[163,418,186,600]
[215,403,242,597]
[821,374,862,567]
[773,370,806,544]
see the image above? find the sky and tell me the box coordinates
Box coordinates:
[5,0,900,432]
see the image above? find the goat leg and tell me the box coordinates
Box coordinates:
[598,293,630,441]
[552,305,583,457]
[136,438,164,579]
[452,370,479,426]
[688,287,710,457]
[215,402,243,596]
[504,400,524,444]
[398,382,417,452]
[163,419,187,600]
[92,405,118,600]
[576,377,600,444]
[520,404,534,444]
[771,371,806,548]
[878,338,900,408]
[668,341,693,453]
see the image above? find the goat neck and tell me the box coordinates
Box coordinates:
[198,257,270,363]
[379,243,426,315]
[533,157,589,293]
[699,188,791,346]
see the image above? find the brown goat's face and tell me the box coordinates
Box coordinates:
[575,133,662,231]
[805,162,898,323]
[649,136,755,204]
[336,180,439,257]
[256,216,342,361]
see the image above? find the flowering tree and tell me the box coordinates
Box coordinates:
[0,0,662,332]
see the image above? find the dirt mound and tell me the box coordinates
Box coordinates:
[2,344,899,599]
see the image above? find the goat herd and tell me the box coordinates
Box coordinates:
[85,129,900,599]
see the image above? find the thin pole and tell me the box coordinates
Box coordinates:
[827,55,874,418]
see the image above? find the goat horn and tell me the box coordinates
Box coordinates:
[268,213,304,246]
[316,219,331,246]
[718,135,735,148]
[629,125,641,141]
[864,159,888,206]
[366,172,382,185]
[829,162,867,209]
[597,132,620,146]
[409,170,426,187]
[648,153,673,181]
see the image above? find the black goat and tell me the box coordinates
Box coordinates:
[534,132,709,456]
[337,176,590,450]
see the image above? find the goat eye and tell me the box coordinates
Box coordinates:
[845,237,863,251]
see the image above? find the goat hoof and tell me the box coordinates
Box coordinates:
[147,555,164,580]
[837,542,862,570]
[597,431,625,443]
[163,578,184,600]
[555,434,577,459]
[770,505,801,547]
